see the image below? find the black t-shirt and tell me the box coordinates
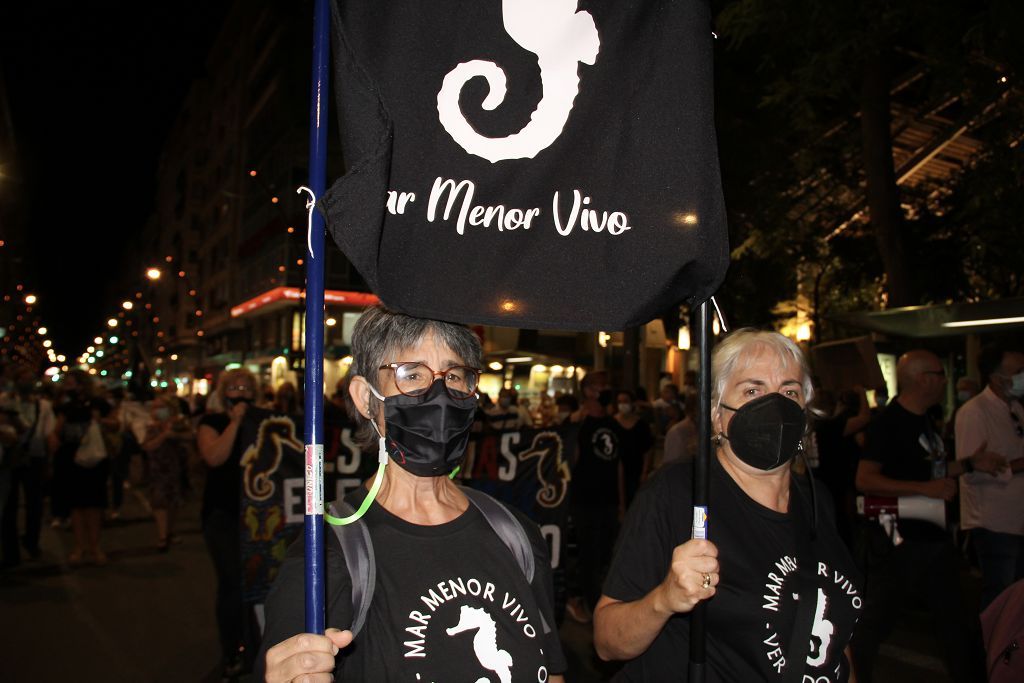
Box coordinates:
[259,487,567,681]
[198,412,243,522]
[573,415,622,504]
[603,458,862,683]
[862,400,946,540]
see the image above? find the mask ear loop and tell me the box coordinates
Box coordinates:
[326,385,390,526]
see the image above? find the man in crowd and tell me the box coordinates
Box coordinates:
[853,349,1002,682]
[955,345,1024,609]
[1,368,56,565]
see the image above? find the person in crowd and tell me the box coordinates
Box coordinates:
[812,386,870,548]
[568,370,623,620]
[554,393,579,425]
[257,306,565,682]
[614,389,654,506]
[662,390,698,466]
[632,384,655,419]
[48,370,112,565]
[273,381,300,416]
[142,395,193,551]
[0,368,55,563]
[197,367,259,679]
[652,383,683,434]
[0,406,19,567]
[955,345,1023,609]
[487,386,532,430]
[594,329,863,681]
[853,349,1003,682]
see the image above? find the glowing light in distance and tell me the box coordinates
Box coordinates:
[86,346,95,353]
[505,356,534,363]
[57,355,66,362]
[488,361,503,371]
[38,327,48,335]
[146,268,161,280]
[42,340,52,348]
[94,337,103,345]
[170,354,178,361]
[942,316,1024,328]
[325,317,337,327]
[107,318,118,328]
[24,294,38,305]
[122,301,133,310]
[109,336,118,344]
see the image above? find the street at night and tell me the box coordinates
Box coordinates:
[2,1,1023,682]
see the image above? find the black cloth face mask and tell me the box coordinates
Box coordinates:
[226,396,253,408]
[369,379,477,477]
[718,392,807,471]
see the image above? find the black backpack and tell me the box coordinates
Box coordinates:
[328,486,550,637]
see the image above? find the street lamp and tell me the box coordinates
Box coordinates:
[122,301,133,310]
[23,294,37,305]
[93,336,103,345]
[146,268,162,281]
[38,327,47,335]
[107,318,118,328]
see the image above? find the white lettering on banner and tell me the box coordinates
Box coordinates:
[552,190,632,237]
[540,524,560,569]
[337,428,362,474]
[284,478,362,523]
[499,432,520,481]
[283,477,303,524]
[386,190,416,215]
[436,0,600,163]
[427,177,540,236]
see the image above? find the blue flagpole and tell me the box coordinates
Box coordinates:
[303,0,330,635]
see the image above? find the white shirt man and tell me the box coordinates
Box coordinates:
[955,348,1024,608]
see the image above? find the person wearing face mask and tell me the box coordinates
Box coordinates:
[614,390,654,507]
[257,306,566,683]
[594,329,863,682]
[954,345,1024,610]
[853,349,1001,683]
[142,396,193,551]
[197,368,259,680]
[487,386,532,431]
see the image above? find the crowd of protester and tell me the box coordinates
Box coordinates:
[1,330,1022,682]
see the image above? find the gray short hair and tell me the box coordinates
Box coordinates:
[350,305,483,442]
[711,328,813,412]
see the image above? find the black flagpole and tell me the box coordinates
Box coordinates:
[688,299,713,682]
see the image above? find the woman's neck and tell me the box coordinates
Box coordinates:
[369,464,467,525]
[717,449,791,513]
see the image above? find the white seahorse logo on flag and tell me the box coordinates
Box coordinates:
[436,0,600,163]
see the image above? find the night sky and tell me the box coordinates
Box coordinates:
[1,2,230,354]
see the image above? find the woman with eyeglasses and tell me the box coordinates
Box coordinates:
[197,367,259,680]
[257,306,565,683]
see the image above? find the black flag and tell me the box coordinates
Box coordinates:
[321,0,728,330]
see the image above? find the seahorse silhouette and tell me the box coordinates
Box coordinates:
[241,417,303,501]
[518,431,571,508]
[806,587,835,667]
[437,0,600,163]
[446,605,513,683]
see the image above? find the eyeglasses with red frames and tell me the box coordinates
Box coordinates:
[379,362,480,399]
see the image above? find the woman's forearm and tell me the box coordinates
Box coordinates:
[197,421,239,467]
[593,589,673,662]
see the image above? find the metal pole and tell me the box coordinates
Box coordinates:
[303,0,330,635]
[688,300,713,682]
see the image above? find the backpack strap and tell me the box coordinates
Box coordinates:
[460,486,535,583]
[327,500,376,637]
[461,487,553,635]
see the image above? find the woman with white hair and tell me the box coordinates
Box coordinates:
[594,329,862,682]
[258,306,565,683]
